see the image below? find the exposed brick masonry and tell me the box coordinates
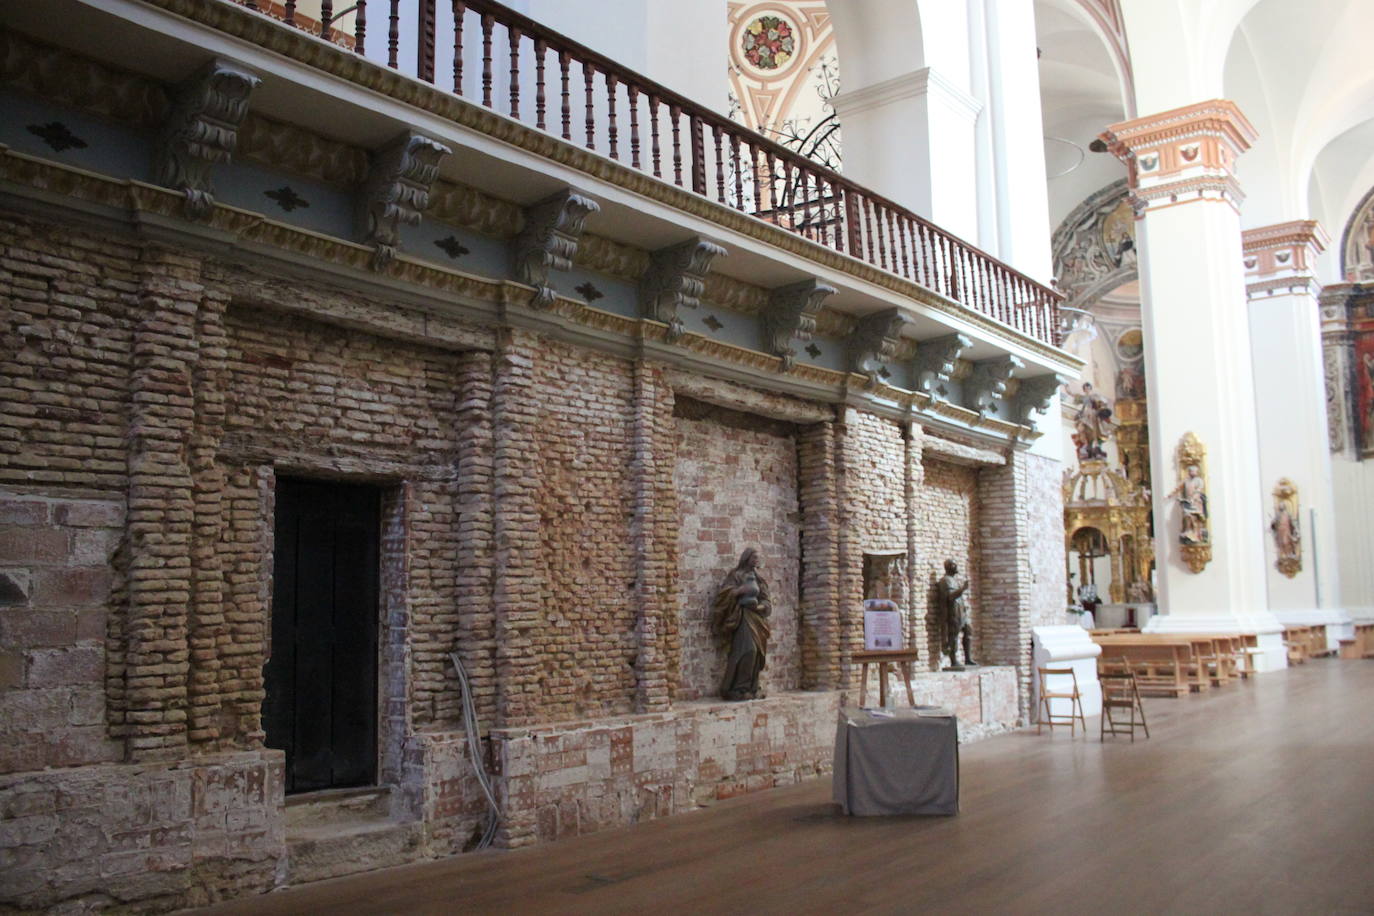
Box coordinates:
[673,398,802,701]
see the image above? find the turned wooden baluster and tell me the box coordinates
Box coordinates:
[871,201,886,270]
[843,186,862,257]
[782,159,794,227]
[730,135,743,210]
[627,85,641,168]
[355,0,367,54]
[816,176,829,246]
[480,14,494,106]
[750,144,763,216]
[387,0,400,68]
[669,104,683,187]
[285,0,297,27]
[584,62,596,149]
[764,154,778,222]
[534,38,546,128]
[897,216,910,279]
[606,73,619,160]
[648,96,662,178]
[415,0,434,80]
[559,50,572,140]
[873,201,884,270]
[713,124,725,204]
[450,2,464,92]
[507,26,520,118]
[800,168,814,240]
[689,115,706,194]
[321,0,335,36]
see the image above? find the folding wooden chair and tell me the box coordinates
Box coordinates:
[1099,656,1149,742]
[1037,667,1087,736]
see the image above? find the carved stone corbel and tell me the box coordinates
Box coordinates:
[911,333,972,397]
[639,237,727,341]
[1010,373,1065,425]
[358,131,451,271]
[762,279,835,370]
[967,355,1023,417]
[847,308,910,389]
[155,58,261,220]
[512,187,600,307]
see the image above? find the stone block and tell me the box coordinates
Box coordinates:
[26,646,102,687]
[30,568,113,607]
[0,528,69,566]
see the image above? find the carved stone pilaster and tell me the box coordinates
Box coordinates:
[967,356,1023,418]
[639,237,728,341]
[1011,373,1064,425]
[847,308,909,389]
[358,131,451,271]
[911,333,971,397]
[762,279,835,370]
[513,188,600,307]
[155,58,261,220]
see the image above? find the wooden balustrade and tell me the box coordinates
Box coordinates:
[230,0,1062,345]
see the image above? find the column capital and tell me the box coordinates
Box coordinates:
[1242,220,1329,300]
[1100,99,1258,215]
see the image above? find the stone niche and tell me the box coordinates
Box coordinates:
[673,397,802,701]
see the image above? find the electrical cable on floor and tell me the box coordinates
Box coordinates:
[450,651,501,849]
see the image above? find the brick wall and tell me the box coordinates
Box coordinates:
[838,411,910,681]
[220,306,464,737]
[530,340,639,720]
[0,491,122,773]
[977,451,1033,718]
[916,458,982,666]
[673,398,802,701]
[0,216,135,492]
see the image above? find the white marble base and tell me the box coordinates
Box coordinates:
[1144,612,1288,672]
[1032,626,1102,719]
[1272,608,1355,651]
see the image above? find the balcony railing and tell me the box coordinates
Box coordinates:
[230,0,1063,345]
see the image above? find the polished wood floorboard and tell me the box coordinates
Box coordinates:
[197,662,1374,915]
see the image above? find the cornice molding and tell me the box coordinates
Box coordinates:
[118,0,1069,366]
[830,66,982,124]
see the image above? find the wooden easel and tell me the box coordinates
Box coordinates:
[853,649,919,707]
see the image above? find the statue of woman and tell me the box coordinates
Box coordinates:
[712,548,771,701]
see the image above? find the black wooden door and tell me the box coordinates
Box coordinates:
[264,478,380,794]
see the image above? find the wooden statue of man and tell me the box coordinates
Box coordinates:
[938,559,975,670]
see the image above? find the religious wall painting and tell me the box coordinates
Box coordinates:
[1358,329,1374,457]
[1341,184,1374,282]
[1169,432,1211,573]
[1050,180,1137,308]
[1270,478,1301,579]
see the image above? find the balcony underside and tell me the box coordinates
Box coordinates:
[1,0,1081,442]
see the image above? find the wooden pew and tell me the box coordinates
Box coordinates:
[1091,635,1197,697]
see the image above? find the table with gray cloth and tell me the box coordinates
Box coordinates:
[831,706,959,816]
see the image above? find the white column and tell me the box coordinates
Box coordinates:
[830,68,982,243]
[1242,222,1351,648]
[980,0,1053,282]
[1101,100,1286,670]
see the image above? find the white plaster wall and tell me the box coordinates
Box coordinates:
[1333,458,1374,622]
[1247,291,1343,616]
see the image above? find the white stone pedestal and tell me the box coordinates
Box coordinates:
[1032,626,1102,719]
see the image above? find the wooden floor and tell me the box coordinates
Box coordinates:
[197,661,1374,916]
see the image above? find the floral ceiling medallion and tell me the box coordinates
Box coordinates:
[741,14,798,73]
